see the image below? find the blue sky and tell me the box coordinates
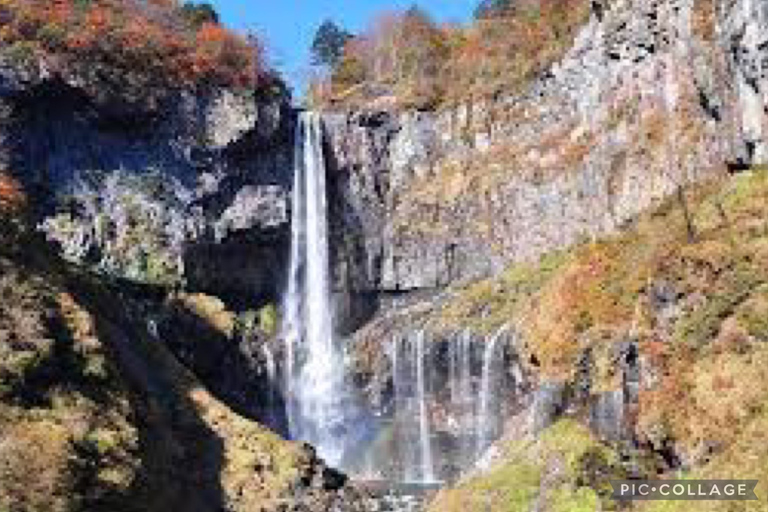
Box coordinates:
[210,1,476,95]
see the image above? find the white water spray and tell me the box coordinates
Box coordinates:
[282,112,349,465]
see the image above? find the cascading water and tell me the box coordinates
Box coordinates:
[280,112,516,482]
[282,117,304,436]
[737,0,765,163]
[476,326,509,455]
[451,330,475,466]
[281,112,350,465]
[415,331,435,483]
[390,331,436,483]
[262,343,279,428]
[376,327,518,483]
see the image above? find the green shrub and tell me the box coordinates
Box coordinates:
[428,419,616,512]
[258,304,278,337]
[3,41,36,68]
[36,22,66,48]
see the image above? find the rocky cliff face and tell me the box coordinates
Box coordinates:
[7,0,765,331]
[0,59,295,305]
[324,0,767,312]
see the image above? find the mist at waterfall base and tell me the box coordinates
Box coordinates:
[279,112,520,484]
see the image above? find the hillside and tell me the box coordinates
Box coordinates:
[310,0,590,109]
[428,169,768,511]
[0,0,281,103]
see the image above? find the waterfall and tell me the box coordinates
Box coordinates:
[262,344,276,389]
[390,332,435,483]
[280,114,515,475]
[282,115,304,436]
[262,343,279,429]
[460,331,473,415]
[281,112,349,465]
[391,335,414,481]
[379,327,516,482]
[738,0,765,163]
[458,330,474,465]
[476,326,508,455]
[415,331,435,483]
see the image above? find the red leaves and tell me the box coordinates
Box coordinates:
[2,0,264,90]
[193,22,257,87]
[0,172,26,215]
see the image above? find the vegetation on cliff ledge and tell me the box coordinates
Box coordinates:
[429,419,614,512]
[309,0,590,109]
[0,0,281,97]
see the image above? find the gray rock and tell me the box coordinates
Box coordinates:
[1,64,295,298]
[590,390,626,441]
[530,381,568,433]
[319,0,768,331]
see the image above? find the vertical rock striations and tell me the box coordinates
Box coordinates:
[322,0,768,327]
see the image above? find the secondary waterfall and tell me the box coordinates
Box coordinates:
[415,332,435,483]
[281,112,349,465]
[375,327,521,482]
[477,326,509,455]
[391,332,436,483]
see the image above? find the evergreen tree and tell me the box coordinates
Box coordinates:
[311,20,352,67]
[181,2,219,27]
[474,0,515,19]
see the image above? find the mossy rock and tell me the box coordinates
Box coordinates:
[428,419,618,512]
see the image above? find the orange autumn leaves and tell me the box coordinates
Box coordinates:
[0,0,264,90]
[314,0,590,106]
[0,172,25,215]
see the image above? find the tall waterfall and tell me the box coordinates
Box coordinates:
[281,111,515,479]
[282,112,349,465]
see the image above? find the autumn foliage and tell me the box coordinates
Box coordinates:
[0,172,25,215]
[0,171,26,242]
[0,0,267,91]
[312,0,590,108]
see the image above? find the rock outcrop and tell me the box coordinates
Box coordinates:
[0,58,295,302]
[323,0,768,319]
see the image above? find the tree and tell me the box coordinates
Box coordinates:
[0,172,25,215]
[311,20,352,67]
[181,2,219,27]
[397,7,447,88]
[474,0,515,19]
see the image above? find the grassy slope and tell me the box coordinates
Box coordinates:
[0,222,139,511]
[427,170,768,511]
[429,419,610,512]
[0,211,319,511]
